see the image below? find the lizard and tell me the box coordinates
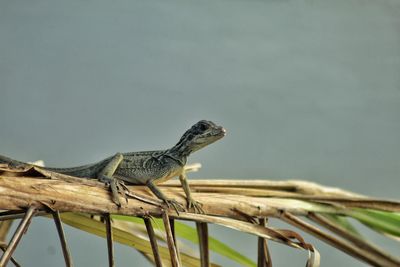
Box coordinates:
[0,120,226,213]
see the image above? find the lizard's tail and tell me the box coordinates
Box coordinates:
[0,154,26,166]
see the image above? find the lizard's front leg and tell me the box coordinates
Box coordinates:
[179,173,204,213]
[146,180,185,214]
[97,153,126,207]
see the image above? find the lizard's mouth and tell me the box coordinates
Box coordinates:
[220,127,227,136]
[212,126,226,138]
[201,126,226,143]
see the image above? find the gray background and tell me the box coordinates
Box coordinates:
[1,0,399,266]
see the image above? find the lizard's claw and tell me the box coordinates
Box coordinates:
[99,175,129,207]
[116,180,130,204]
[118,180,130,193]
[165,199,186,215]
[109,179,122,207]
[188,198,204,214]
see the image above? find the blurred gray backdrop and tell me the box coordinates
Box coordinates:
[1,0,399,266]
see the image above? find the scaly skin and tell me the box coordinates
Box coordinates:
[0,120,226,213]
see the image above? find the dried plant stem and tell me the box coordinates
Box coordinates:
[0,210,47,222]
[52,211,73,267]
[257,218,271,267]
[196,222,209,267]
[162,211,181,267]
[0,206,36,267]
[0,244,21,267]
[170,218,182,264]
[143,217,163,267]
[280,211,398,267]
[307,213,400,266]
[0,169,399,267]
[104,214,114,267]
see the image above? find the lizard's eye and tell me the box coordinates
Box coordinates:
[199,123,209,131]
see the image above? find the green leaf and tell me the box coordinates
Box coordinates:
[113,215,256,267]
[349,209,400,237]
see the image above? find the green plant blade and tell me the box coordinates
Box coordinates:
[348,209,400,237]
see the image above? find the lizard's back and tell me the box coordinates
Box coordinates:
[114,151,184,184]
[0,151,184,185]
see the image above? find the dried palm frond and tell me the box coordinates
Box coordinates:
[0,165,399,267]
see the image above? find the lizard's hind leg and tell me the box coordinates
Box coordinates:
[97,153,126,207]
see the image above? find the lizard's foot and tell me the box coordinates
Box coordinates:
[99,175,129,207]
[164,199,186,215]
[187,198,204,214]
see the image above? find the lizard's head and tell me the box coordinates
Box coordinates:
[172,120,226,156]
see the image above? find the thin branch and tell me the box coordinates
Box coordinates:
[0,206,36,267]
[143,217,163,267]
[104,214,114,267]
[308,212,400,266]
[161,211,180,267]
[0,243,21,267]
[280,211,398,267]
[196,222,209,267]
[0,210,47,221]
[0,217,19,266]
[169,218,181,264]
[257,218,271,267]
[0,210,26,222]
[52,211,73,267]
